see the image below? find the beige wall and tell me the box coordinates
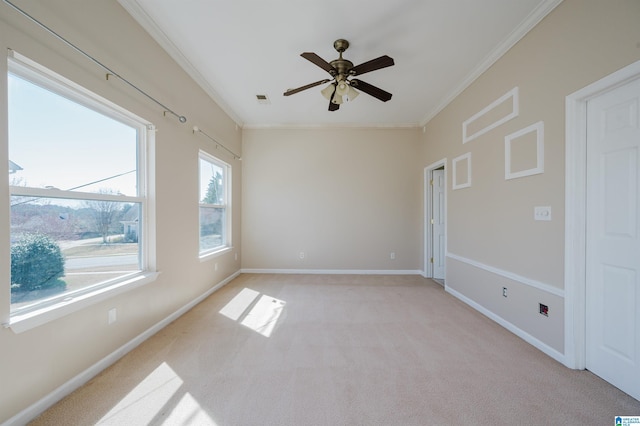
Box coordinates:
[420,0,640,354]
[2,0,640,422]
[242,128,422,271]
[0,1,241,422]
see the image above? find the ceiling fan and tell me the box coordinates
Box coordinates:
[283,39,394,111]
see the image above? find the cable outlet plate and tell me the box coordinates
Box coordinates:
[539,303,549,316]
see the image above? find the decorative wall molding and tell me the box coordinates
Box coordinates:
[505,121,544,180]
[463,87,519,143]
[447,252,564,297]
[452,152,472,190]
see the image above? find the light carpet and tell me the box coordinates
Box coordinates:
[30,274,640,425]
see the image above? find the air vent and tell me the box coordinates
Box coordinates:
[256,94,270,105]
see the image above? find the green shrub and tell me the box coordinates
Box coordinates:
[11,233,65,292]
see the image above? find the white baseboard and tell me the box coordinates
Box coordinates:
[241,268,423,275]
[446,286,565,365]
[2,270,241,426]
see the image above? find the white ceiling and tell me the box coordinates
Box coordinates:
[119,0,561,129]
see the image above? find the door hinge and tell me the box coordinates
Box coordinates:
[430,218,434,225]
[430,257,434,263]
[430,179,434,186]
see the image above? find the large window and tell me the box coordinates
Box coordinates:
[7,52,155,324]
[199,151,231,256]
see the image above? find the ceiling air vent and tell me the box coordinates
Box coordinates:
[256,94,270,105]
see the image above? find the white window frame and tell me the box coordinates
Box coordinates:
[4,51,157,333]
[198,150,231,259]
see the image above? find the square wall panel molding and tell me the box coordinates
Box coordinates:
[505,121,545,180]
[463,87,519,144]
[452,152,472,190]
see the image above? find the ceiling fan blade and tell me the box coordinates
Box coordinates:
[349,55,394,76]
[283,79,331,96]
[329,85,339,111]
[301,52,336,75]
[350,79,392,102]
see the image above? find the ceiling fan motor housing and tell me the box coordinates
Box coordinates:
[330,39,354,79]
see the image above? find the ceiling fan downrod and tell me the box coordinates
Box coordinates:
[330,39,354,78]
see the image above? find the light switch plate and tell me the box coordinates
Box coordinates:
[534,206,551,221]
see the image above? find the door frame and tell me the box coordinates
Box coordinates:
[564,59,640,369]
[424,158,447,279]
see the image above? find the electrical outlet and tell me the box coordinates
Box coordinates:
[299,251,305,259]
[502,287,508,297]
[390,252,396,260]
[534,206,552,221]
[108,308,117,325]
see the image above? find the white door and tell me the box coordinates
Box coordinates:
[432,169,445,280]
[586,76,640,400]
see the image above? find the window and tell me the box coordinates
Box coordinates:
[199,151,231,256]
[7,51,156,327]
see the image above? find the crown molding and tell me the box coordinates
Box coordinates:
[242,122,421,130]
[117,0,244,128]
[419,0,564,127]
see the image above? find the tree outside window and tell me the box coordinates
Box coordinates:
[199,152,230,255]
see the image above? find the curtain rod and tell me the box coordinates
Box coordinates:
[193,127,241,160]
[3,0,187,124]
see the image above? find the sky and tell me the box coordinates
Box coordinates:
[199,157,224,203]
[8,72,139,197]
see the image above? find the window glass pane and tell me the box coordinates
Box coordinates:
[10,196,141,313]
[199,206,225,252]
[8,73,138,196]
[6,53,152,321]
[199,158,224,204]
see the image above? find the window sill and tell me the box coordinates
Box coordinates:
[199,246,233,262]
[5,272,160,334]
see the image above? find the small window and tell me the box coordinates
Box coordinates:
[7,52,155,322]
[199,151,231,256]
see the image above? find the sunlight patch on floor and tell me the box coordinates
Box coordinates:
[163,392,218,425]
[219,288,286,337]
[219,287,260,320]
[240,294,286,337]
[98,362,183,424]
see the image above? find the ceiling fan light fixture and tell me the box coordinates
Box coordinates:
[332,94,344,105]
[346,85,359,101]
[321,83,335,100]
[335,79,349,96]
